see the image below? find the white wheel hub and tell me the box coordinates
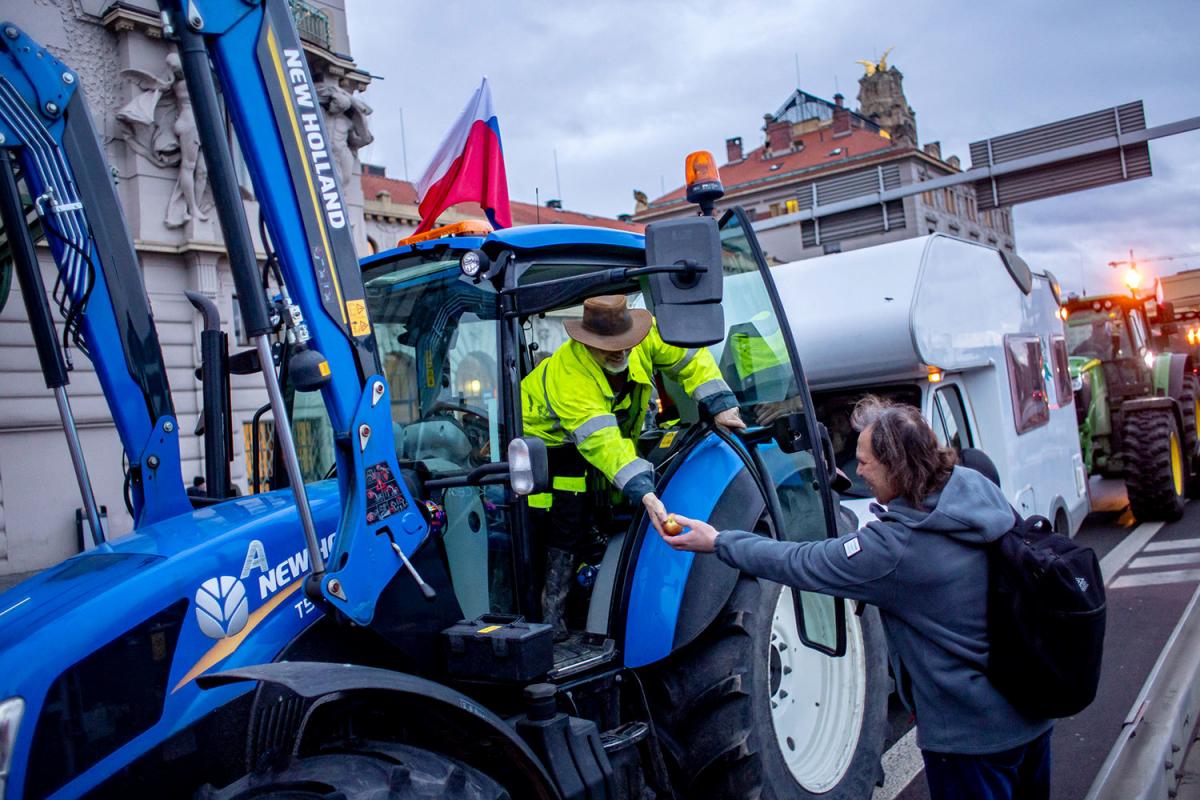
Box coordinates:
[768,587,868,792]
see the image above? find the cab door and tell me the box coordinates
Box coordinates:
[713,208,847,656]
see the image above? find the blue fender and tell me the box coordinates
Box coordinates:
[620,432,766,668]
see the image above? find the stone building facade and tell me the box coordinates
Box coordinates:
[634,58,1016,265]
[0,2,637,577]
[0,0,373,576]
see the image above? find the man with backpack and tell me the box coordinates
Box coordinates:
[661,396,1058,800]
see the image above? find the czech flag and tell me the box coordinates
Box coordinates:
[414,77,511,234]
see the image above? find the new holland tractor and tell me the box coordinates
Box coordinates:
[1064,292,1200,520]
[0,4,886,799]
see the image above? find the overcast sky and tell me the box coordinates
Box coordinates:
[346,0,1200,295]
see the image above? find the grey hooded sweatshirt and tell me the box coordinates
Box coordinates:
[715,465,1053,754]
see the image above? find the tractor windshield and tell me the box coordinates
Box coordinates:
[289,252,516,617]
[1066,308,1134,361]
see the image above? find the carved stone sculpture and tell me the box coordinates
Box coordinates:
[117,51,212,229]
[317,79,373,186]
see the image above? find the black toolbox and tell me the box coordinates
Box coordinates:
[442,614,553,682]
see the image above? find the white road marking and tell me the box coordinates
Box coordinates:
[873,728,922,800]
[1110,568,1200,589]
[1144,537,1200,553]
[1127,552,1200,570]
[1099,522,1165,585]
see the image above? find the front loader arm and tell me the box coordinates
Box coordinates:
[156,0,428,625]
[0,24,191,528]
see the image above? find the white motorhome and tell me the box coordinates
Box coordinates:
[771,234,1090,534]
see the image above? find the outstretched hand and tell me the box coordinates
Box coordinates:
[656,513,720,553]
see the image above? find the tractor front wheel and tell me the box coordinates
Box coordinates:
[1123,408,1187,522]
[642,575,888,799]
[197,740,511,800]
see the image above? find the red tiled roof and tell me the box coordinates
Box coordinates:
[361,173,642,233]
[643,126,896,211]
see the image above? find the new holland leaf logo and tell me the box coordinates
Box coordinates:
[195,576,250,639]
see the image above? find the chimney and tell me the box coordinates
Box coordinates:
[946,155,961,170]
[832,98,850,135]
[923,141,942,160]
[726,136,744,162]
[375,189,391,203]
[765,119,791,157]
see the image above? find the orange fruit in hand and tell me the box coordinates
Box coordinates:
[663,515,683,536]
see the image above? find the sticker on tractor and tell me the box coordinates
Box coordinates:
[346,298,371,337]
[366,461,407,524]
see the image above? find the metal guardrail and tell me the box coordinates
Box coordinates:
[1085,582,1200,800]
[288,0,331,48]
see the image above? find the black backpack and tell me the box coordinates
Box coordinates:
[986,512,1106,719]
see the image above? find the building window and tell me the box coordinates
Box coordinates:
[1005,334,1050,434]
[769,203,782,217]
[966,196,977,222]
[785,198,800,214]
[943,188,957,214]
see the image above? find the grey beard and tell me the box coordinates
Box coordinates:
[602,360,629,374]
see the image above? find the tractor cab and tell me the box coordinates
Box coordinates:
[283,211,846,659]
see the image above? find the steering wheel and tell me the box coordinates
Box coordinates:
[424,399,490,424]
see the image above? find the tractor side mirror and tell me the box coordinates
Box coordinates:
[645,217,724,347]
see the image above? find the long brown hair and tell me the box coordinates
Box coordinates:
[851,395,956,507]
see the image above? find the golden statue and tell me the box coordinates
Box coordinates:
[856,46,895,76]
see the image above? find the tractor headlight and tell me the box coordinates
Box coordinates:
[0,697,24,797]
[459,249,490,279]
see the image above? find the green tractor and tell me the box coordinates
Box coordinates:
[1064,293,1200,521]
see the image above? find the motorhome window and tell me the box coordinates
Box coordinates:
[932,386,972,451]
[1050,335,1073,407]
[811,385,922,498]
[1005,335,1050,434]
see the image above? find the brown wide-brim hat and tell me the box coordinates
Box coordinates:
[564,295,652,351]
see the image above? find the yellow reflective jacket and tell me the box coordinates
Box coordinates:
[522,323,733,501]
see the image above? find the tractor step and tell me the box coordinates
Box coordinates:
[549,633,617,679]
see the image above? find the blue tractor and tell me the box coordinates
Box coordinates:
[0,4,887,798]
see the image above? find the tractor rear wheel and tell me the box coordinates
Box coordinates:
[642,575,888,799]
[1123,408,1187,522]
[1181,374,1200,495]
[197,740,510,800]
